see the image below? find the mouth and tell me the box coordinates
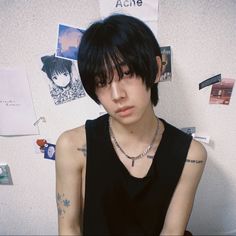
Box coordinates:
[115,106,134,117]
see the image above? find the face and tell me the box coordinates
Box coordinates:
[51,71,71,88]
[95,65,153,125]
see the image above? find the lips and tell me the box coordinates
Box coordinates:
[115,106,134,116]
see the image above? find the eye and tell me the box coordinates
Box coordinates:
[122,70,132,78]
[63,72,69,76]
[95,79,107,88]
[52,76,57,80]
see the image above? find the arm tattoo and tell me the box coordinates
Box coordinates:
[56,193,71,218]
[77,144,87,157]
[186,159,204,164]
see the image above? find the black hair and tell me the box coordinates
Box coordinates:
[78,14,162,106]
[41,54,72,80]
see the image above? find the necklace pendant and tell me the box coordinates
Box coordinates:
[132,159,135,167]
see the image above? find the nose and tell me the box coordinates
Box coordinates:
[111,80,126,102]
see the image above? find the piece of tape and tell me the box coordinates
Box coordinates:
[192,134,210,144]
[199,74,221,90]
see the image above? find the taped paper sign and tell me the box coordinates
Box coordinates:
[0,68,38,135]
[98,0,159,21]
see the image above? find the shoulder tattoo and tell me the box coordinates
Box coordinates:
[186,159,204,164]
[56,193,71,218]
[77,144,87,157]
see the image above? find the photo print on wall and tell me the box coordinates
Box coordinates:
[160,46,171,82]
[40,54,85,105]
[56,24,84,61]
[209,78,235,105]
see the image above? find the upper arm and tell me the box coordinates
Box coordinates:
[161,139,207,235]
[55,126,86,235]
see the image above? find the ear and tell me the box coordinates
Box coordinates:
[154,56,162,83]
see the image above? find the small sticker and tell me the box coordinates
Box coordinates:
[44,143,56,160]
[199,74,221,90]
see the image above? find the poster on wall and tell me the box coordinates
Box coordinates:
[56,24,84,61]
[98,0,159,21]
[40,54,86,105]
[0,68,38,135]
[209,78,235,105]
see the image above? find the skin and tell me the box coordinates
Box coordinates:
[55,57,207,235]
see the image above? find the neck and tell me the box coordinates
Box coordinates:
[110,107,157,142]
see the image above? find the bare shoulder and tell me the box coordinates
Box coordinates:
[187,139,207,163]
[181,139,207,182]
[56,125,86,150]
[56,125,86,171]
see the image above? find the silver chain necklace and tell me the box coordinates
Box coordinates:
[109,117,159,167]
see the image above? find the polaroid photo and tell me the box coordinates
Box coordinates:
[56,24,85,61]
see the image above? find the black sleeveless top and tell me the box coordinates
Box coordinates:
[83,114,192,235]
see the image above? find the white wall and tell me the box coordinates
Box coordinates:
[0,0,236,235]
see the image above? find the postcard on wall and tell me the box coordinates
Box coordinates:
[56,24,85,61]
[160,46,172,82]
[98,0,159,21]
[40,54,86,105]
[0,68,38,135]
[209,78,235,105]
[0,164,13,185]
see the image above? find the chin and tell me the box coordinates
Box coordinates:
[112,114,141,125]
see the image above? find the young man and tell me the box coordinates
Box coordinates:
[55,14,207,235]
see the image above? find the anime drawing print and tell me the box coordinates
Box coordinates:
[41,54,85,105]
